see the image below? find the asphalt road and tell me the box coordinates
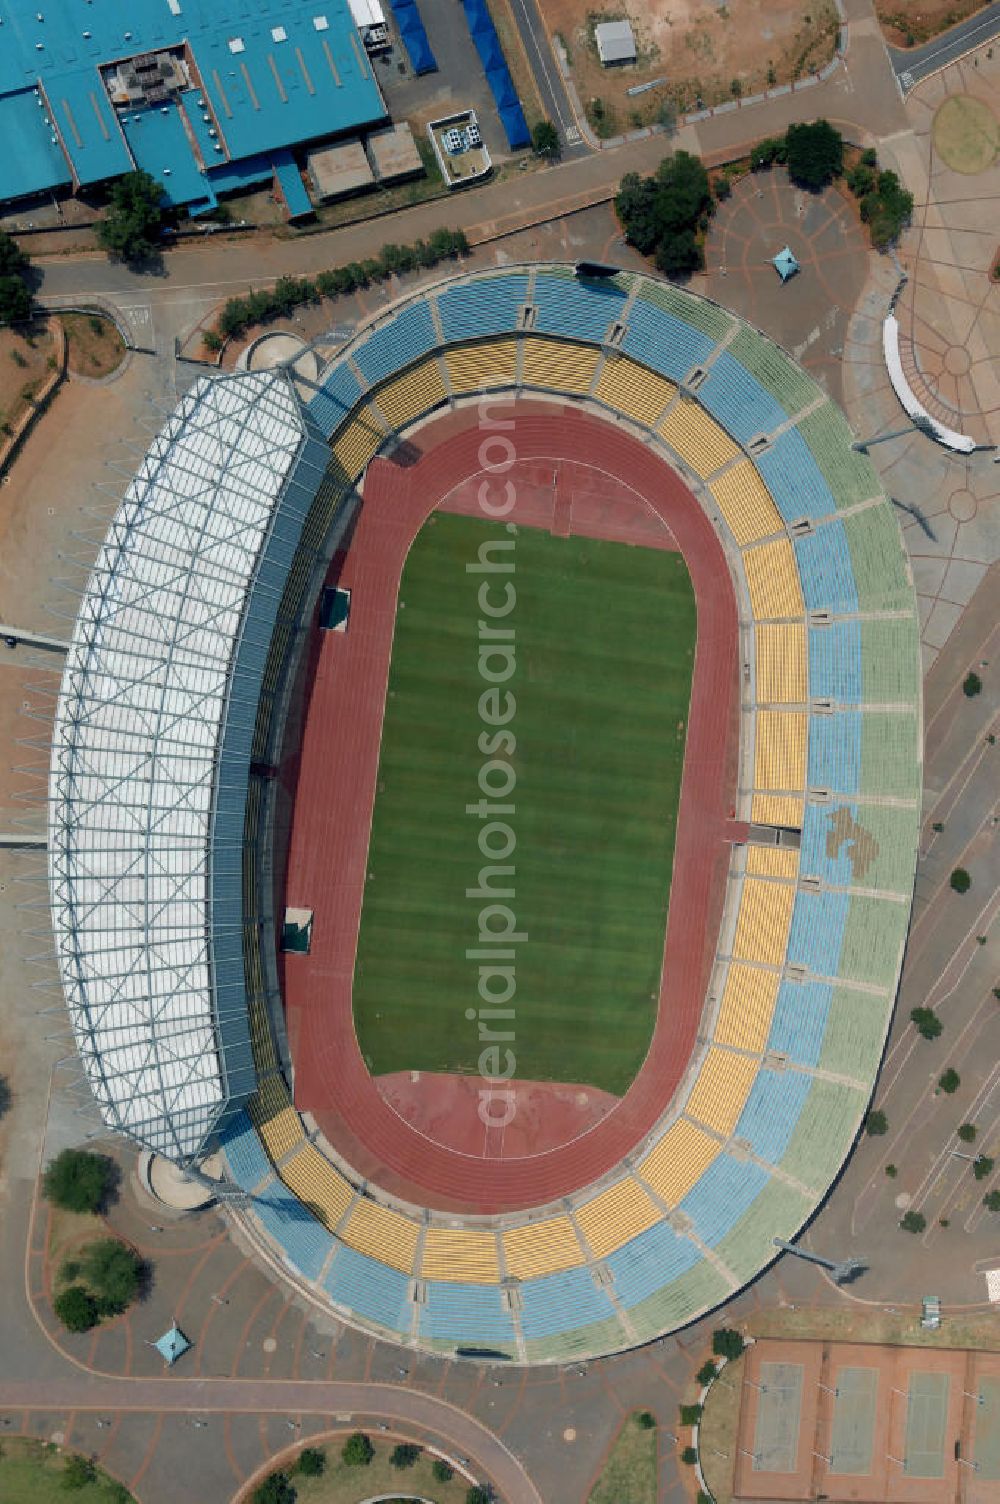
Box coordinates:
[504,0,587,154]
[887,0,1000,88]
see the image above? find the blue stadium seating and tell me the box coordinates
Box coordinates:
[621,299,716,382]
[794,523,859,614]
[808,710,862,793]
[353,302,438,385]
[606,1219,700,1307]
[735,1068,814,1165]
[519,1266,617,1339]
[254,1179,335,1283]
[308,363,364,442]
[698,351,787,445]
[437,275,530,343]
[756,428,836,523]
[532,273,627,343]
[800,802,857,885]
[220,1110,272,1193]
[420,1281,518,1345]
[325,1244,412,1334]
[767,980,833,1067]
[787,888,850,977]
[808,621,863,704]
[679,1154,771,1246]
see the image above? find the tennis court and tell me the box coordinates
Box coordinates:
[752,1363,803,1474]
[829,1367,877,1475]
[903,1372,949,1478]
[974,1375,1000,1479]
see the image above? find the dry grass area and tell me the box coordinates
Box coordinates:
[587,1411,658,1504]
[541,0,840,131]
[750,1301,1000,1352]
[698,1351,745,1504]
[59,313,126,380]
[878,0,991,47]
[0,321,56,437]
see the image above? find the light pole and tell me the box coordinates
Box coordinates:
[852,414,936,452]
[772,1239,866,1283]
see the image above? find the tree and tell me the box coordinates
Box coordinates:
[696,1359,718,1384]
[900,1209,925,1233]
[97,171,164,263]
[466,1489,492,1504]
[910,1007,942,1040]
[950,868,971,894]
[0,1075,10,1117]
[637,1409,657,1428]
[81,1239,143,1314]
[964,671,982,697]
[712,1327,745,1359]
[983,1190,1000,1212]
[252,1473,295,1504]
[680,1403,703,1425]
[390,1442,421,1468]
[655,228,702,276]
[681,1446,699,1464]
[295,1447,324,1477]
[785,119,844,190]
[54,1285,98,1333]
[43,1149,115,1215]
[655,151,712,233]
[939,1068,960,1094]
[958,1123,977,1143]
[866,1109,888,1135]
[0,276,32,326]
[341,1432,374,1467]
[532,120,560,157]
[615,172,661,254]
[973,1155,994,1180]
[616,151,711,273]
[886,1163,898,1177]
[433,1458,455,1481]
[62,1454,97,1490]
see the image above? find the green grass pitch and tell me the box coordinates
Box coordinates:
[352,513,696,1096]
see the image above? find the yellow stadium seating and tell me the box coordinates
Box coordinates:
[521,336,601,394]
[502,1217,585,1278]
[751,792,805,829]
[754,710,808,791]
[281,1142,354,1231]
[659,398,740,478]
[342,1197,420,1275]
[330,408,386,480]
[755,623,807,705]
[710,461,783,546]
[374,357,447,429]
[421,1227,500,1284]
[745,844,800,881]
[731,879,796,967]
[743,539,805,621]
[248,1074,303,1164]
[639,1119,720,1207]
[595,356,676,427]
[446,339,518,394]
[713,963,780,1051]
[685,1048,759,1137]
[576,1178,661,1259]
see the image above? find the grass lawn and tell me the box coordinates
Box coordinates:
[60,313,127,379]
[275,1438,468,1501]
[0,1438,132,1502]
[587,1411,658,1504]
[931,95,999,175]
[353,513,695,1095]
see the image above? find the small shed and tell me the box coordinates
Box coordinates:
[595,19,636,66]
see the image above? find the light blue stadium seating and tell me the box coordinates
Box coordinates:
[532,272,627,343]
[808,621,862,704]
[308,363,364,441]
[353,302,438,385]
[808,710,862,793]
[679,1154,771,1246]
[420,1281,518,1345]
[756,428,836,523]
[325,1244,412,1334]
[519,1265,617,1339]
[606,1219,700,1307]
[254,1179,335,1283]
[436,275,530,343]
[767,979,833,1067]
[697,351,787,445]
[735,1068,814,1164]
[220,1110,272,1193]
[794,523,859,614]
[800,802,856,885]
[787,888,850,977]
[621,298,716,382]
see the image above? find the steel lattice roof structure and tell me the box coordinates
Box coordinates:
[48,369,328,1160]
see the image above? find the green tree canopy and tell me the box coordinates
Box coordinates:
[712,1327,745,1359]
[785,119,844,190]
[341,1432,374,1467]
[390,1442,421,1468]
[910,1007,942,1040]
[295,1447,324,1477]
[0,228,33,326]
[43,1148,115,1214]
[939,1068,961,1094]
[252,1473,295,1504]
[532,120,560,157]
[866,1109,888,1135]
[80,1238,143,1314]
[62,1455,97,1490]
[54,1285,99,1333]
[900,1209,925,1233]
[97,171,164,263]
[616,151,711,274]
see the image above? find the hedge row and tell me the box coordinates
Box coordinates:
[208,227,469,346]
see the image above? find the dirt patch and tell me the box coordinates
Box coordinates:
[699,1351,745,1504]
[0,320,56,437]
[878,0,992,48]
[59,313,127,380]
[826,805,880,881]
[541,0,839,126]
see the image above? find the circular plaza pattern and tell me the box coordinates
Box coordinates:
[931,94,999,175]
[48,266,922,1363]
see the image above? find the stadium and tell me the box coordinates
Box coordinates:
[48,263,922,1364]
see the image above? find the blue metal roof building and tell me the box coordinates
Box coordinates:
[0,0,386,210]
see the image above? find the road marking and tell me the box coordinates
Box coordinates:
[509,0,574,135]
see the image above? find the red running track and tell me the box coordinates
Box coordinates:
[280,402,740,1214]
